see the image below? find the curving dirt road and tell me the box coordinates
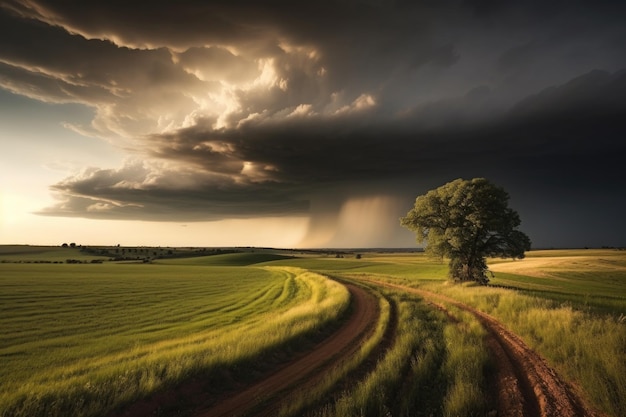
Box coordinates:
[366,279,605,417]
[194,283,379,417]
[110,283,380,417]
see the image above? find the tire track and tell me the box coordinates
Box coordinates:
[364,279,604,417]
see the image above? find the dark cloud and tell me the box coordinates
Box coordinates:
[497,41,540,74]
[2,1,626,246]
[0,8,212,138]
[37,161,309,221]
[40,70,626,232]
[4,1,625,118]
[0,1,255,50]
[0,10,202,95]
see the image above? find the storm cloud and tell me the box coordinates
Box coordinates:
[2,0,626,247]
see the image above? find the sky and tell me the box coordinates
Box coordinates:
[1,0,625,249]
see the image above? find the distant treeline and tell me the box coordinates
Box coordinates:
[79,246,241,262]
[0,246,243,264]
[0,259,103,264]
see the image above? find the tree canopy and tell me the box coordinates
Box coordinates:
[401,178,531,284]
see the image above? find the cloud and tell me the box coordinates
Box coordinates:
[174,47,259,84]
[2,2,388,140]
[0,9,213,141]
[37,67,626,224]
[2,1,626,245]
[4,1,625,134]
[37,159,309,221]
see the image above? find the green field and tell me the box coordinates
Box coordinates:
[280,249,626,416]
[0,255,349,417]
[1,247,625,417]
[488,249,626,313]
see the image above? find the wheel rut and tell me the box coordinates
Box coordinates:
[365,279,605,417]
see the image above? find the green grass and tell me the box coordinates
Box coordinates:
[2,247,624,417]
[487,250,626,314]
[439,308,490,417]
[428,282,626,417]
[334,249,625,417]
[0,263,349,417]
[160,251,296,266]
[270,255,449,282]
[283,249,626,315]
[281,249,625,417]
[310,285,489,417]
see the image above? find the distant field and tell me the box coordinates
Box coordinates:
[0,245,239,263]
[274,249,626,314]
[0,245,107,262]
[161,251,296,266]
[487,249,626,313]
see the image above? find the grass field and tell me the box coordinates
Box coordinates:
[309,286,490,417]
[488,249,626,314]
[276,249,625,417]
[1,247,625,417]
[0,259,349,417]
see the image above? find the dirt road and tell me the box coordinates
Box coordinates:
[367,279,604,417]
[194,283,380,417]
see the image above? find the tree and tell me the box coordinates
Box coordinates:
[401,178,531,284]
